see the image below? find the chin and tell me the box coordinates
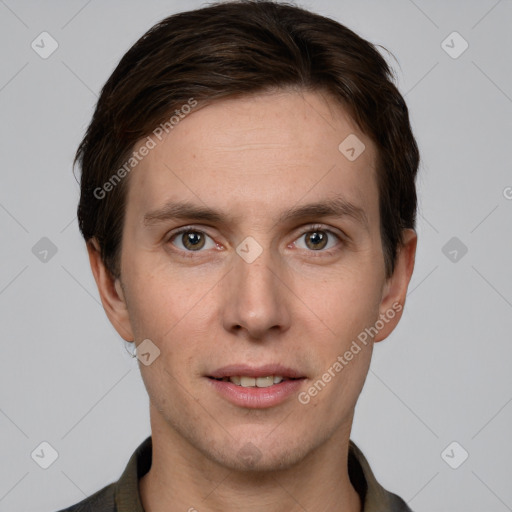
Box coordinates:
[201,431,316,473]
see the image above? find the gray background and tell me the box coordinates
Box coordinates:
[0,0,511,511]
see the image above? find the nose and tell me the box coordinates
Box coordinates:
[220,244,291,340]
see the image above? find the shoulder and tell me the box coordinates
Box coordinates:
[348,440,414,512]
[53,435,151,512]
[54,482,116,512]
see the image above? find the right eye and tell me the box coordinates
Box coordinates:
[168,228,217,252]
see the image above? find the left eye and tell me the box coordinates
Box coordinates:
[294,229,339,251]
[169,230,217,251]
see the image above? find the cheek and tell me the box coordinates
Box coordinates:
[122,263,225,386]
[122,256,212,339]
[303,268,383,342]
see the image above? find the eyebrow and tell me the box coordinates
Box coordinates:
[143,197,369,230]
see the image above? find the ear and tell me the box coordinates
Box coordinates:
[86,238,134,342]
[374,229,417,342]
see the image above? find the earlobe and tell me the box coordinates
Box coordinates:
[374,229,417,343]
[86,238,134,342]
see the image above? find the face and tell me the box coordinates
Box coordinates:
[91,90,415,472]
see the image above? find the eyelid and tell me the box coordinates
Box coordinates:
[167,224,215,239]
[295,223,346,239]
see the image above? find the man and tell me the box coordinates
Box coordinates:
[59,1,419,510]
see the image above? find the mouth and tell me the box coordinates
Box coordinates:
[206,364,306,408]
[208,375,302,388]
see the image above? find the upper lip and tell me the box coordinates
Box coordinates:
[208,364,305,379]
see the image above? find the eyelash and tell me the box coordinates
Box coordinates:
[166,224,344,257]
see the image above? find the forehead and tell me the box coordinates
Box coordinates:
[124,90,379,230]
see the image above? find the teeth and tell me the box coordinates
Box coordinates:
[240,376,256,387]
[226,375,287,387]
[256,376,274,388]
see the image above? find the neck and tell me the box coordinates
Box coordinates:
[140,405,362,512]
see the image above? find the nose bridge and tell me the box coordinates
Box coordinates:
[222,238,290,338]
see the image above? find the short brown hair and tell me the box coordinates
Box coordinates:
[75,0,419,279]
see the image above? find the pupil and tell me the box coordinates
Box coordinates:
[308,231,327,250]
[311,232,322,244]
[188,233,200,244]
[184,232,204,250]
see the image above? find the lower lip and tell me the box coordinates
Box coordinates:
[207,378,305,409]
